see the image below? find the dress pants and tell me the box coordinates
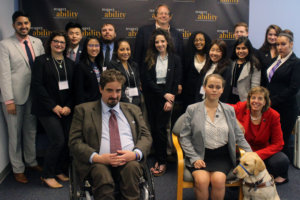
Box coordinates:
[39,114,71,178]
[1,98,37,173]
[265,151,290,179]
[90,161,143,200]
[144,91,171,164]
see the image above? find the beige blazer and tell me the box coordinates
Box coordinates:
[0,34,44,104]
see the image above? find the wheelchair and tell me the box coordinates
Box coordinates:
[69,159,155,200]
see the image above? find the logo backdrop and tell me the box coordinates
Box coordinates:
[20,0,249,47]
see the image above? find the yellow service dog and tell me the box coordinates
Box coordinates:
[233,152,280,200]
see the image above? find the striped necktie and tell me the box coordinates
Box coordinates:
[268,60,281,82]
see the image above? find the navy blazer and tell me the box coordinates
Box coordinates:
[267,52,300,109]
[133,24,184,83]
[143,53,181,97]
[73,60,101,105]
[31,54,74,116]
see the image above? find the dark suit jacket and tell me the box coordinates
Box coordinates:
[31,54,74,116]
[107,59,141,105]
[143,53,181,97]
[69,101,152,181]
[74,44,82,64]
[133,24,184,83]
[267,53,300,109]
[232,101,284,160]
[73,60,101,105]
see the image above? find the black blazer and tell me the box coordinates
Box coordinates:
[195,63,232,103]
[74,44,83,64]
[73,60,101,105]
[143,53,180,97]
[133,24,184,83]
[107,59,141,105]
[31,54,74,116]
[267,52,300,109]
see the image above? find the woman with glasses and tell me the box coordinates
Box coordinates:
[31,31,74,188]
[73,36,103,105]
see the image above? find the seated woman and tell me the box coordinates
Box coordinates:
[180,74,251,200]
[231,86,290,185]
[107,38,141,107]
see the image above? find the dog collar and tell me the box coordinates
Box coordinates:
[243,176,275,192]
[238,163,253,176]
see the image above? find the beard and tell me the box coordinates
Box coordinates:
[107,97,119,107]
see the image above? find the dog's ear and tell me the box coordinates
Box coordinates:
[253,155,266,176]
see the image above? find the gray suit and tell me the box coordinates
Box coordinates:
[231,61,261,101]
[180,102,252,167]
[0,34,44,173]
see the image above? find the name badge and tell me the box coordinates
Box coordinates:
[128,87,139,97]
[58,80,69,90]
[232,87,239,95]
[102,67,107,71]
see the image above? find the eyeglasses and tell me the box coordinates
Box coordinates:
[194,39,205,43]
[52,40,66,45]
[88,44,100,48]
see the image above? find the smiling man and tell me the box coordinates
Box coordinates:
[69,69,152,200]
[0,11,45,183]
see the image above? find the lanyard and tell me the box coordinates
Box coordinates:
[52,57,68,82]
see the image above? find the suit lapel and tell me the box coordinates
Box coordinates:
[238,61,251,82]
[11,36,30,68]
[91,101,102,147]
[197,102,206,141]
[272,53,296,80]
[120,103,137,144]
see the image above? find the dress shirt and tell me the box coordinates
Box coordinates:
[156,54,168,84]
[155,22,170,32]
[67,45,79,59]
[204,104,229,149]
[89,100,142,163]
[102,43,114,62]
[267,50,293,77]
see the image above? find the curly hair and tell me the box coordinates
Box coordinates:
[44,31,69,57]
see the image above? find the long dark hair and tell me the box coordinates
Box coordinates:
[201,39,230,75]
[111,38,133,63]
[145,28,174,69]
[185,31,211,65]
[259,24,281,54]
[231,36,260,71]
[44,31,69,57]
[80,36,103,67]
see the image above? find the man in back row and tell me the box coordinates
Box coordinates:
[69,69,152,200]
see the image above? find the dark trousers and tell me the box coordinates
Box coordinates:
[265,151,290,179]
[273,105,298,160]
[144,92,171,164]
[90,161,143,200]
[39,114,71,178]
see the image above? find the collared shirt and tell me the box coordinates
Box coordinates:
[156,54,168,84]
[67,45,79,60]
[267,50,293,77]
[89,100,142,163]
[102,43,114,62]
[155,22,170,32]
[204,104,229,149]
[16,34,36,62]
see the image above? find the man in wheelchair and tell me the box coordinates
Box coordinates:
[69,69,152,200]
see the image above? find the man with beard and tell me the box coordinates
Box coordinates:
[65,22,83,63]
[69,69,152,200]
[100,23,117,70]
[0,11,44,183]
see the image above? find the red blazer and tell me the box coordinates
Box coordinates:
[232,101,284,160]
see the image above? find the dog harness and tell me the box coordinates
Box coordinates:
[243,176,275,192]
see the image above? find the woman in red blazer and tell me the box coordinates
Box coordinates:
[231,86,289,185]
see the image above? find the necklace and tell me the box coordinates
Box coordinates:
[250,114,262,121]
[53,58,64,69]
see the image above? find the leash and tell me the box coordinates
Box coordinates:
[243,175,275,192]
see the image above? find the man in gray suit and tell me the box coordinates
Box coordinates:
[69,69,152,200]
[0,11,44,183]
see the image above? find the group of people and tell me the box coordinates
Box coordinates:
[0,3,300,200]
